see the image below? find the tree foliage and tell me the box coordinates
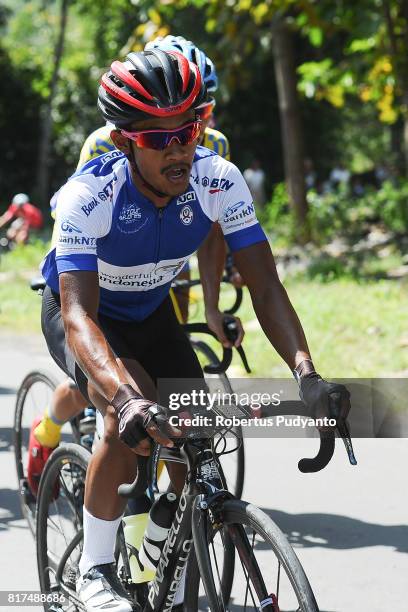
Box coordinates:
[0,0,407,225]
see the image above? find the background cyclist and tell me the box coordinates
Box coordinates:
[0,193,43,245]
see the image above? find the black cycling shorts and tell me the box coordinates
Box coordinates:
[41,286,203,402]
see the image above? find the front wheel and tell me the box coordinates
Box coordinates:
[36,443,90,611]
[186,498,318,612]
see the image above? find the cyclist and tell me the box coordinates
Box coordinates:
[28,36,235,487]
[75,35,232,323]
[37,49,349,611]
[0,193,43,245]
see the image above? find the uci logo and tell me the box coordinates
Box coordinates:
[180,205,193,225]
[177,192,196,205]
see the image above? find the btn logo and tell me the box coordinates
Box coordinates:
[177,192,196,205]
[180,205,193,225]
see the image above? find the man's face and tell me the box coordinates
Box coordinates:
[129,110,198,197]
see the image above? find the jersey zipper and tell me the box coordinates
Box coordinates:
[154,207,164,268]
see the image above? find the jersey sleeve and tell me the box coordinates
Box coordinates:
[5,204,17,219]
[216,163,267,252]
[54,177,112,274]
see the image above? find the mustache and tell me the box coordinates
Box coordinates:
[161,162,191,175]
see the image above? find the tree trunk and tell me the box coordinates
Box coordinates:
[36,0,69,208]
[383,0,408,177]
[271,19,309,243]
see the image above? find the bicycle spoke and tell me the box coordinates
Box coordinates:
[241,530,259,610]
[210,537,227,611]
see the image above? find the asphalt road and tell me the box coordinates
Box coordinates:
[0,333,407,611]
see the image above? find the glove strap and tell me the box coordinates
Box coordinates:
[293,359,316,385]
[111,384,143,412]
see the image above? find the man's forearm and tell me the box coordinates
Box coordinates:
[197,223,226,313]
[250,281,312,371]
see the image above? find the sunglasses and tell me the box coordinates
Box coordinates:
[196,99,216,121]
[121,120,202,150]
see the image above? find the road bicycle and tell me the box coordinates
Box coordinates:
[35,400,356,612]
[14,276,248,534]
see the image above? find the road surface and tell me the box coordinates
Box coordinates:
[0,333,407,611]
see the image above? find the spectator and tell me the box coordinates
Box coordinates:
[304,158,317,190]
[243,159,266,208]
[329,163,350,189]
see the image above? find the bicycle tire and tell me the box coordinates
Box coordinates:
[14,370,60,535]
[36,443,91,611]
[187,499,319,612]
[190,339,245,499]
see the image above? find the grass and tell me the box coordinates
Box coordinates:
[1,238,407,377]
[0,239,48,333]
[192,277,408,378]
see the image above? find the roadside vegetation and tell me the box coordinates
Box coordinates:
[2,233,407,377]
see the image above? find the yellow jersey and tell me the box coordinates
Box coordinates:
[77,124,230,169]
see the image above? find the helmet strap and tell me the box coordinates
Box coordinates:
[128,143,170,199]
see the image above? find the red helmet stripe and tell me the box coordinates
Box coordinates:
[169,51,190,94]
[101,62,202,117]
[111,61,154,101]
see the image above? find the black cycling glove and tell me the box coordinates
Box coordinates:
[111,384,170,448]
[295,361,351,426]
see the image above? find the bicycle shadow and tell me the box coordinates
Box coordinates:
[0,386,17,395]
[0,487,24,530]
[0,426,13,452]
[260,507,408,554]
[198,598,335,612]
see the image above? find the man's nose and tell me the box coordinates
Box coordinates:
[165,139,188,159]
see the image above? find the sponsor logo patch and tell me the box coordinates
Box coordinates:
[60,220,82,233]
[209,178,234,193]
[100,150,122,166]
[190,174,235,193]
[224,201,255,223]
[154,260,186,276]
[119,203,142,222]
[180,205,193,225]
[117,202,148,234]
[81,176,117,216]
[177,192,196,205]
[58,236,96,246]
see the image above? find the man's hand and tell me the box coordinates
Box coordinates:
[111,384,181,454]
[299,373,351,430]
[205,309,244,348]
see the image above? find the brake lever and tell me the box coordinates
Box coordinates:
[336,419,357,465]
[223,316,251,374]
[236,346,251,373]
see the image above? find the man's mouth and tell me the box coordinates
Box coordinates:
[162,164,191,185]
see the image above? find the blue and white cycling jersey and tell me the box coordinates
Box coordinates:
[42,146,267,321]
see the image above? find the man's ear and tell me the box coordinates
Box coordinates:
[110,130,131,155]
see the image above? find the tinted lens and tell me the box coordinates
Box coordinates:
[124,122,201,150]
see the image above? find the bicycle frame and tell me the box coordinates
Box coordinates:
[142,439,229,612]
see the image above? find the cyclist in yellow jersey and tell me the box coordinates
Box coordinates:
[31,38,242,516]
